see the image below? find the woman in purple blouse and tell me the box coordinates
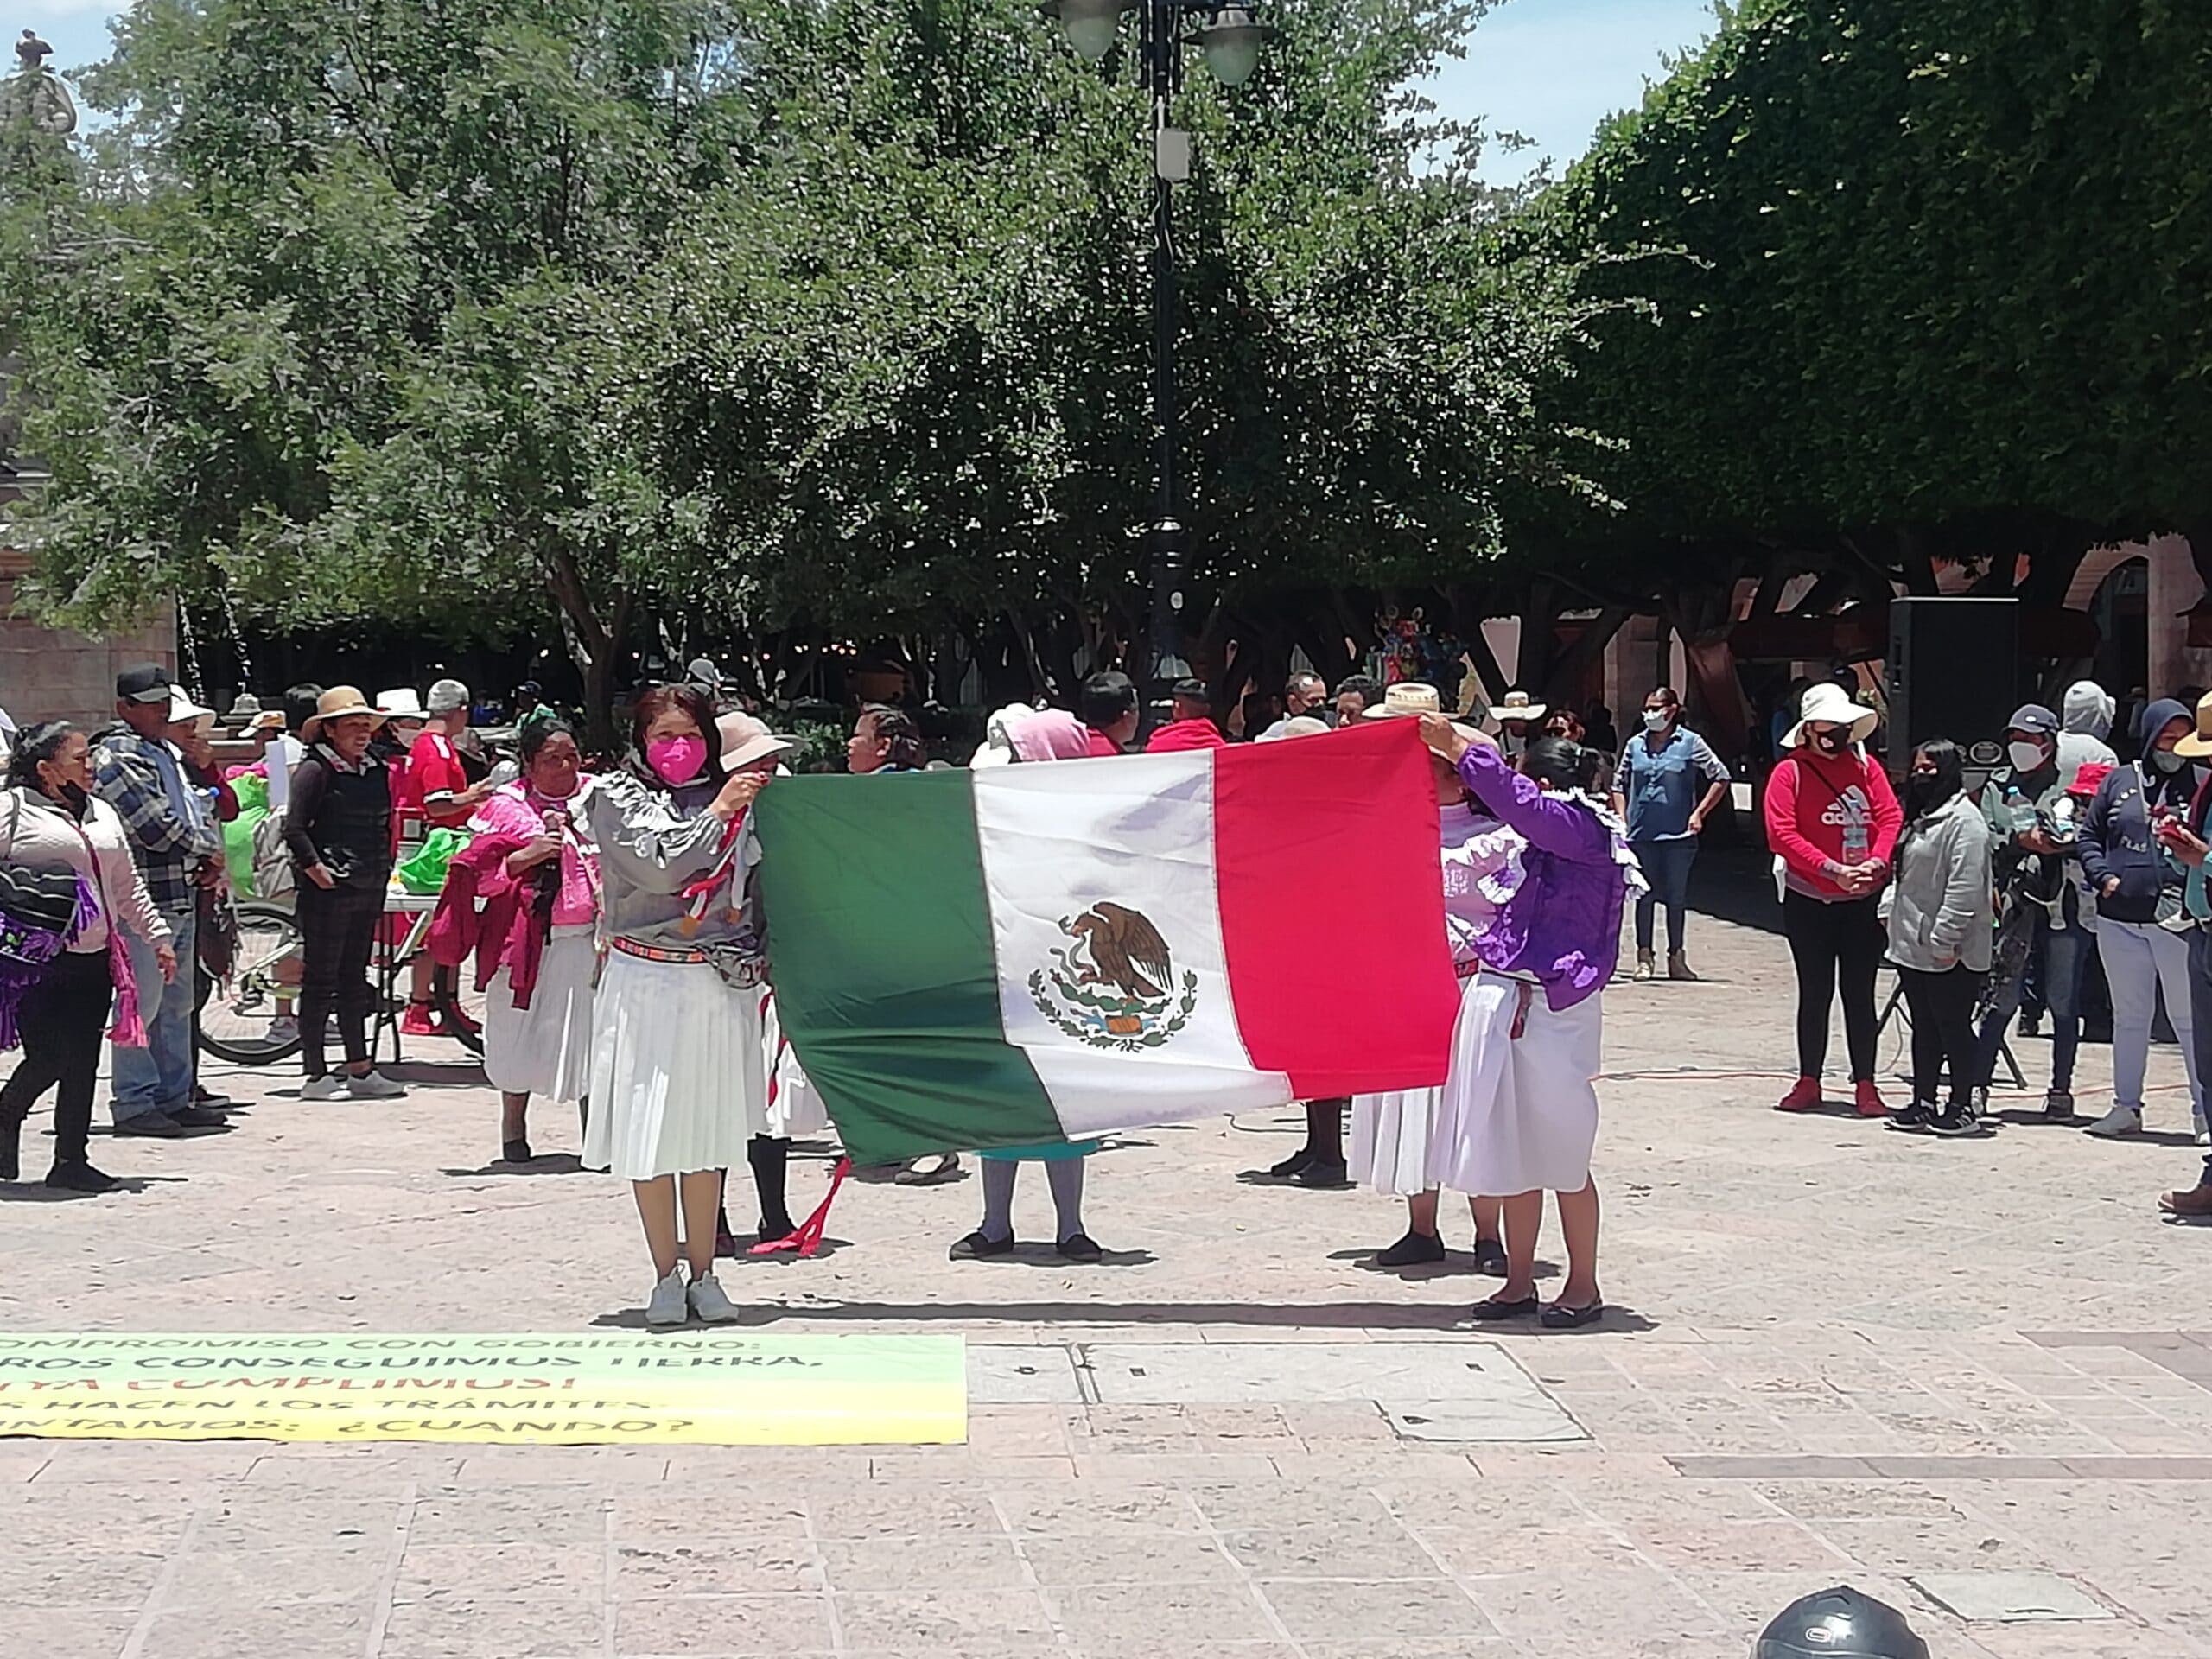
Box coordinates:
[1418,715,1637,1328]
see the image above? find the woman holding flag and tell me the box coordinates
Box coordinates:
[1417,714,1638,1328]
[585,684,781,1329]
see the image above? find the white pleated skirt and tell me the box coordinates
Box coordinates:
[1349,1088,1445,1198]
[586,949,766,1180]
[760,990,830,1141]
[1430,974,1603,1198]
[483,926,596,1103]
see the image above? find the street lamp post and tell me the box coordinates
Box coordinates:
[1039,0,1275,685]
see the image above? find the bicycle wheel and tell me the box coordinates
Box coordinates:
[435,963,487,1057]
[195,900,305,1064]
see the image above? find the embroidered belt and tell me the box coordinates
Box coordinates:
[1476,963,1543,1039]
[610,938,707,966]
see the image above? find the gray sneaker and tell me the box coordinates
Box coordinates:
[300,1076,347,1103]
[645,1268,689,1328]
[688,1272,741,1325]
[346,1071,406,1101]
[2085,1104,2143,1139]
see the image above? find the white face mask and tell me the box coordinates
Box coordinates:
[2007,740,2048,774]
[1642,709,1670,732]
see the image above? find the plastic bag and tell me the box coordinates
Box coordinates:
[397,828,470,894]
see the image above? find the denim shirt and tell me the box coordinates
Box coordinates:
[1613,725,1729,842]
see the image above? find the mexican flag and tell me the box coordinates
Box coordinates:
[752,720,1460,1166]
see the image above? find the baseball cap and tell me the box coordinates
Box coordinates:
[1170,677,1208,702]
[116,664,174,704]
[2005,702,2060,737]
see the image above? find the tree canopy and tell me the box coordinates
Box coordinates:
[1,0,1598,728]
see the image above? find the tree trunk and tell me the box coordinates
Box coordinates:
[1541,604,1632,709]
[544,544,626,757]
[1515,579,1560,690]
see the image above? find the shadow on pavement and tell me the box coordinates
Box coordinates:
[441,1154,588,1177]
[0,1174,185,1201]
[743,1300,1532,1332]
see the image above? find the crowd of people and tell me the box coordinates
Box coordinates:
[1764,674,2212,1222]
[8,652,2210,1321]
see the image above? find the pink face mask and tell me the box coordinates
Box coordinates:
[645,734,707,786]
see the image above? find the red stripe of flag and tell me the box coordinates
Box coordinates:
[1212,719,1460,1096]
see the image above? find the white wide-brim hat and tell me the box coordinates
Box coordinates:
[716,709,793,772]
[1488,691,1548,726]
[1783,682,1879,748]
[378,689,429,721]
[1361,682,1442,720]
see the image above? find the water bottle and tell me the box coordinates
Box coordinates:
[2006,786,2034,835]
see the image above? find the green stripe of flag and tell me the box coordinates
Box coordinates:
[753,771,1062,1165]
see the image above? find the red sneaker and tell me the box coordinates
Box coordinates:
[1853,1079,1888,1117]
[1776,1077,1823,1112]
[399,1003,439,1038]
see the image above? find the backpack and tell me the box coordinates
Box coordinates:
[251,809,296,899]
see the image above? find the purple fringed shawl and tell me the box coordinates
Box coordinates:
[0,874,97,1051]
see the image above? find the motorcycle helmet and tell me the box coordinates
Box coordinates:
[1755,1586,1929,1659]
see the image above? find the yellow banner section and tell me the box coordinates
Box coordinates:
[0,1333,967,1446]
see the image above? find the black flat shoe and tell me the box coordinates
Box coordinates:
[1287,1160,1350,1190]
[950,1230,1016,1261]
[1057,1233,1103,1262]
[1540,1297,1605,1330]
[111,1115,186,1138]
[1470,1293,1541,1322]
[44,1161,115,1194]
[501,1139,532,1165]
[1471,1237,1509,1278]
[714,1230,740,1259]
[1265,1147,1316,1179]
[1375,1230,1446,1268]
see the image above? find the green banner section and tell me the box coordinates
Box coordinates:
[0,1333,966,1446]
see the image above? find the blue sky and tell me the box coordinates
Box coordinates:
[21,0,1718,183]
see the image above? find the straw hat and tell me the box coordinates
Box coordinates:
[716,709,792,772]
[1490,689,1548,725]
[300,685,386,742]
[1361,682,1443,720]
[1255,715,1332,743]
[1781,681,1879,748]
[2174,691,2212,759]
[378,688,429,722]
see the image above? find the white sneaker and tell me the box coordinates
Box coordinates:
[2085,1104,2144,1139]
[300,1076,346,1102]
[346,1071,406,1100]
[2197,1129,2211,1149]
[688,1272,741,1325]
[265,1015,299,1045]
[645,1268,690,1328]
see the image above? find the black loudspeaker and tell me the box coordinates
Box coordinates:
[1886,596,2020,771]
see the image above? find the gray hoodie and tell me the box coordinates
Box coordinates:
[1885,790,1993,973]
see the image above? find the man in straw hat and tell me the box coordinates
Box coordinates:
[88,664,227,1138]
[1488,689,1548,760]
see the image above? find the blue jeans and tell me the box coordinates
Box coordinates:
[1974,912,2087,1093]
[110,903,196,1125]
[1630,837,1697,953]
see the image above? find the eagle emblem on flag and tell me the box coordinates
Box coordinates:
[1028,902,1200,1051]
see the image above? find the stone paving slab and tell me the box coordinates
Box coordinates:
[9,899,2212,1654]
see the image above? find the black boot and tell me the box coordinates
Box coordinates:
[0,1109,21,1182]
[748,1135,795,1242]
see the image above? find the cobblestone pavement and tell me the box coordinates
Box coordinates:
[3,897,2210,1657]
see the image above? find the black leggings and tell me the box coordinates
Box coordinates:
[1782,891,1885,1081]
[0,950,113,1170]
[297,885,382,1079]
[1899,963,1983,1111]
